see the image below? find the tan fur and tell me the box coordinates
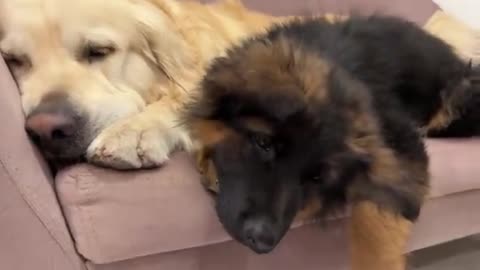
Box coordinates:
[239,117,274,135]
[0,0,284,169]
[350,201,412,270]
[193,117,272,193]
[190,119,236,148]
[196,147,219,193]
[346,109,427,269]
[423,108,454,133]
[294,197,323,221]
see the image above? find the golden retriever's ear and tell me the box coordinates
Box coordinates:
[133,0,197,86]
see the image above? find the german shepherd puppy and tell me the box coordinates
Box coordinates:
[185,15,479,269]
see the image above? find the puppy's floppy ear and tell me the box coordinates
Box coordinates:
[132,0,197,87]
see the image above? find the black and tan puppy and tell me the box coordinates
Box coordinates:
[185,16,479,269]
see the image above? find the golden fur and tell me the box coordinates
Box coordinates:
[0,0,283,169]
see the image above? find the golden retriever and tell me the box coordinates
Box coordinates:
[0,0,282,169]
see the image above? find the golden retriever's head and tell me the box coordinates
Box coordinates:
[0,0,193,161]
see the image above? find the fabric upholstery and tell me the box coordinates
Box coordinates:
[86,190,480,270]
[56,140,480,264]
[0,59,85,270]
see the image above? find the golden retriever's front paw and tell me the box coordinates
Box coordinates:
[86,122,173,170]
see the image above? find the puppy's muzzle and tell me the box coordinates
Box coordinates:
[242,216,277,254]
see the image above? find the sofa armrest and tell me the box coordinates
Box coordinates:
[0,58,85,270]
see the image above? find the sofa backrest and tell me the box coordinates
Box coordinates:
[199,0,438,24]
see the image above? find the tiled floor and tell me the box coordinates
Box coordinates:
[410,235,480,270]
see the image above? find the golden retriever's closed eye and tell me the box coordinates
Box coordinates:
[0,0,282,169]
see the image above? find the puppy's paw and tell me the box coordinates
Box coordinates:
[86,120,184,170]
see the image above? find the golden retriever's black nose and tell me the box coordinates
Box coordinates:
[26,112,75,141]
[243,217,276,254]
[24,94,91,161]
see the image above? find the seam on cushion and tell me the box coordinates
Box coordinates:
[63,172,102,263]
[429,186,480,200]
[134,189,480,261]
[120,212,347,263]
[431,188,480,199]
[125,210,347,259]
[408,189,480,252]
[0,159,85,270]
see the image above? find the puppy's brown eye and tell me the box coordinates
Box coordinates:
[251,133,273,152]
[301,174,320,185]
[83,44,115,63]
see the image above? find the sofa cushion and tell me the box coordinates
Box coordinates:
[56,139,480,264]
[65,191,480,270]
[200,0,437,24]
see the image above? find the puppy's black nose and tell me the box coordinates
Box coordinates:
[26,112,76,142]
[243,217,276,254]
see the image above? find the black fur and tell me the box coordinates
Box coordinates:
[265,16,473,129]
[429,64,480,137]
[186,15,477,254]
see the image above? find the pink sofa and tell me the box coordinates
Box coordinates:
[1,1,480,270]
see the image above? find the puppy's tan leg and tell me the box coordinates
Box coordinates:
[195,149,219,193]
[350,201,412,270]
